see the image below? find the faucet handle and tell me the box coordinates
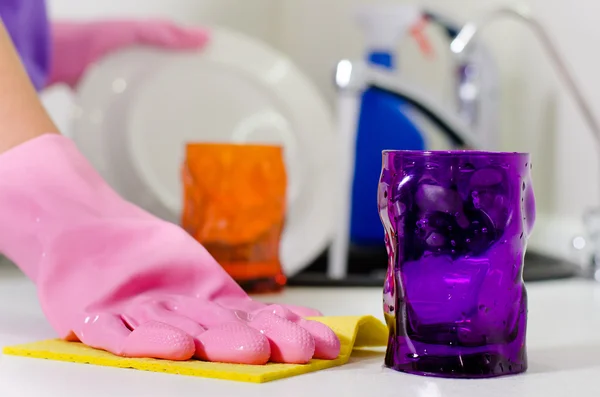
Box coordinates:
[451,5,600,148]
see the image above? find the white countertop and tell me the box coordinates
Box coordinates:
[2,264,600,397]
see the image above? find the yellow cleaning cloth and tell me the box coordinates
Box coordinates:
[2,315,388,383]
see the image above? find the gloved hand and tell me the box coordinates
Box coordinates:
[0,134,340,364]
[48,20,210,88]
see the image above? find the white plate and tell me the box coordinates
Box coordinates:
[71,27,335,277]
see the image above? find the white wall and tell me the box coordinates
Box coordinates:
[44,0,598,262]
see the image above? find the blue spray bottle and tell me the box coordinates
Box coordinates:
[350,6,427,246]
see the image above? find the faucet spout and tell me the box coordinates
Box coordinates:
[454,5,600,280]
[451,5,600,146]
[424,10,501,150]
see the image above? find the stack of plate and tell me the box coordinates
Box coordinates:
[69,27,336,277]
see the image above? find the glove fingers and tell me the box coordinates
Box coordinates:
[253,305,340,360]
[72,312,195,361]
[158,297,271,364]
[279,304,323,318]
[163,297,241,328]
[251,304,339,360]
[196,322,270,365]
[125,301,206,340]
[119,302,209,360]
[123,321,195,360]
[136,22,209,49]
[295,319,341,360]
[247,311,315,364]
[71,313,131,354]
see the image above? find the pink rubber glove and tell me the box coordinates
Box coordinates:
[0,134,340,364]
[48,20,210,88]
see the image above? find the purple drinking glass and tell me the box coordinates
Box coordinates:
[378,150,535,378]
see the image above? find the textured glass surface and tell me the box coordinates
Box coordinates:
[182,143,287,293]
[378,150,536,378]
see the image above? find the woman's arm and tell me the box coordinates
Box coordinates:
[0,21,57,154]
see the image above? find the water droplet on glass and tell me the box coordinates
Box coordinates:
[482,228,488,233]
[466,238,471,243]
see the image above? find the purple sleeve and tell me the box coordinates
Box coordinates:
[1,0,51,91]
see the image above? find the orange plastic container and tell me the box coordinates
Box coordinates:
[182,143,287,293]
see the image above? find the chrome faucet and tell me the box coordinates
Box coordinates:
[424,10,501,150]
[451,5,600,280]
[450,6,600,146]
